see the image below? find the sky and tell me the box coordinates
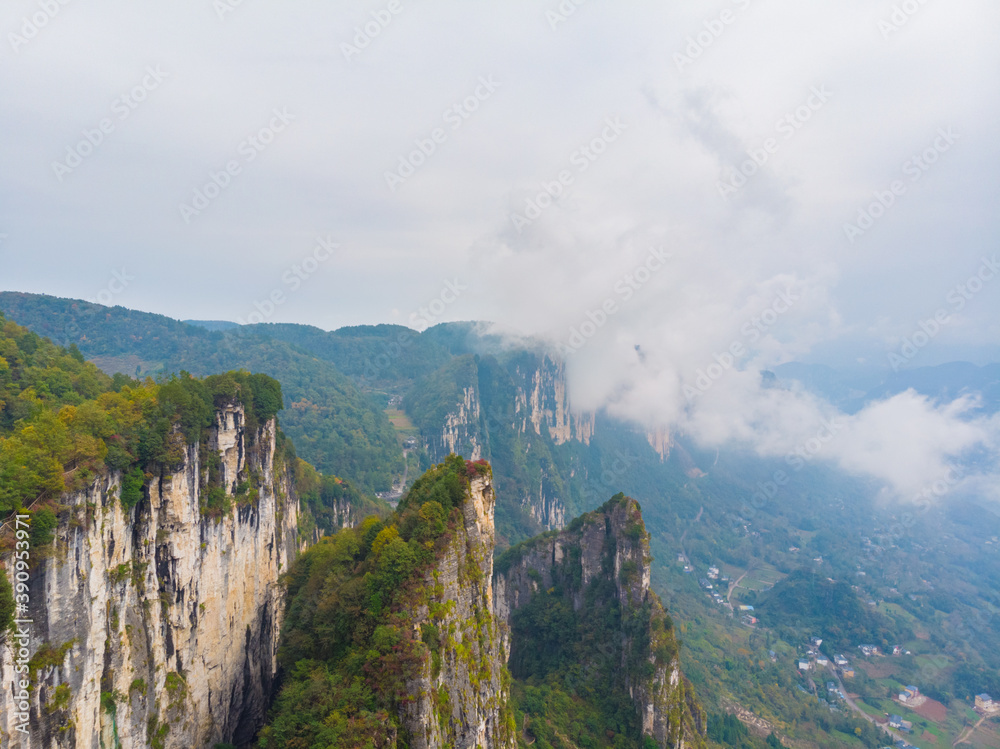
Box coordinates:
[2,0,999,502]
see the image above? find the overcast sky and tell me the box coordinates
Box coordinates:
[3,0,999,501]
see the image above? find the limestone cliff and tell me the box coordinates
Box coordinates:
[513,355,594,447]
[646,427,673,461]
[259,456,515,749]
[399,473,514,749]
[0,403,300,749]
[412,354,593,534]
[494,495,706,749]
[437,386,483,462]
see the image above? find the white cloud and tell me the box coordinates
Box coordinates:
[1,0,998,500]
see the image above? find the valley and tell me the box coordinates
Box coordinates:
[1,295,997,749]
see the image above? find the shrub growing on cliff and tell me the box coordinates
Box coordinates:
[28,507,57,548]
[119,467,146,510]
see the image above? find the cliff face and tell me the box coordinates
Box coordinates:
[646,427,673,461]
[401,474,514,749]
[515,356,594,447]
[436,386,483,462]
[0,404,299,749]
[258,458,515,749]
[494,496,706,749]
[416,354,593,533]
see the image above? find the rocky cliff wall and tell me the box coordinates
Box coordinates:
[493,496,706,749]
[420,355,594,533]
[515,356,594,446]
[0,404,299,749]
[400,474,514,749]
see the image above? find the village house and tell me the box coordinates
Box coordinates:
[888,716,913,732]
[976,694,995,712]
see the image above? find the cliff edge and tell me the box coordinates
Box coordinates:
[494,494,707,749]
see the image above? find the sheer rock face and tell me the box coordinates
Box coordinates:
[493,497,706,749]
[438,386,483,461]
[423,356,592,532]
[516,357,594,447]
[0,404,299,749]
[400,475,515,749]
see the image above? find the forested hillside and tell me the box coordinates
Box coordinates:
[0,293,402,493]
[0,311,381,633]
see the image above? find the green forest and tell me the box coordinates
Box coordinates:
[0,311,373,635]
[0,293,403,493]
[756,570,911,653]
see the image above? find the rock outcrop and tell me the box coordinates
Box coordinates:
[400,473,514,749]
[415,354,593,533]
[494,495,706,749]
[0,403,300,749]
[437,386,483,461]
[515,356,594,446]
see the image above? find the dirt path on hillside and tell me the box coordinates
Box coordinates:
[679,505,704,547]
[953,715,985,746]
[728,569,750,603]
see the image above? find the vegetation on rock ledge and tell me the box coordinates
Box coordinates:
[261,454,496,748]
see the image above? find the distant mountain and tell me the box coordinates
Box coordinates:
[0,292,402,493]
[243,321,453,392]
[773,360,1000,414]
[182,319,242,331]
[861,361,1000,413]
